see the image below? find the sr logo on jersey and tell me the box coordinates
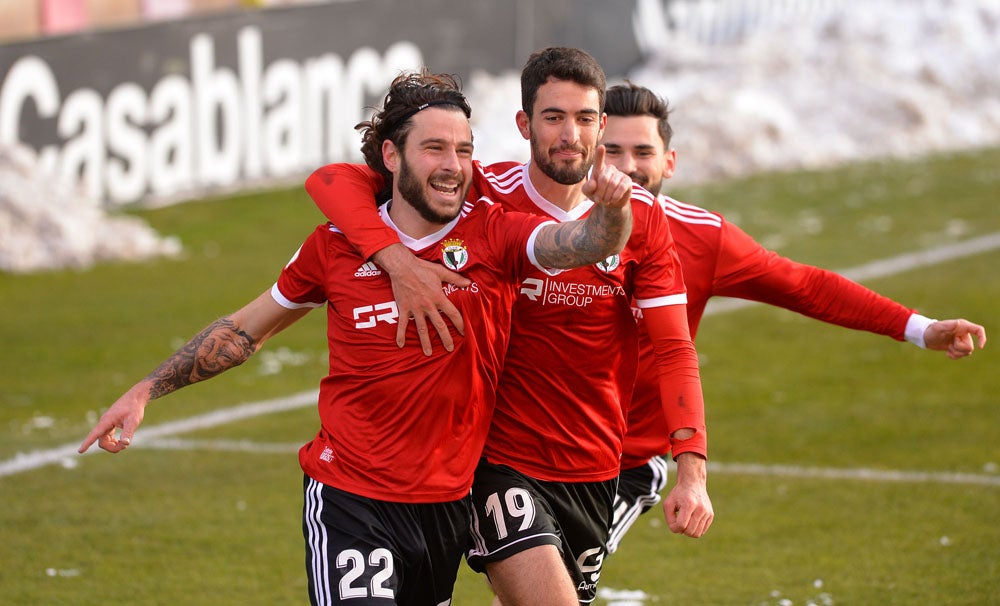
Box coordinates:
[353,301,398,328]
[441,238,468,271]
[596,254,619,273]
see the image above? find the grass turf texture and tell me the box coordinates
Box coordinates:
[1,147,998,604]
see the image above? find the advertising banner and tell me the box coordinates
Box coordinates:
[0,0,647,206]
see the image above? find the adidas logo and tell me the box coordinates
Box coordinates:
[354,262,382,278]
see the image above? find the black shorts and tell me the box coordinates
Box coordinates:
[302,475,470,605]
[465,460,617,604]
[607,456,669,554]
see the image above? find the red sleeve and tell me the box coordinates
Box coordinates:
[714,221,914,341]
[642,303,707,459]
[275,226,330,307]
[304,164,399,260]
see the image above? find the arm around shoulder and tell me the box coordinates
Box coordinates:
[305,163,398,260]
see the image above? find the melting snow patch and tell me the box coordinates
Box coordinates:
[597,587,651,606]
[59,457,79,470]
[1,143,181,274]
[256,347,317,376]
[466,0,1000,186]
[45,568,80,578]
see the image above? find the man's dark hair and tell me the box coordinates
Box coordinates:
[605,82,674,148]
[356,69,472,185]
[520,47,606,117]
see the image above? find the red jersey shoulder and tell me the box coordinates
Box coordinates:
[475,160,526,197]
[285,223,346,268]
[628,183,658,209]
[660,195,724,228]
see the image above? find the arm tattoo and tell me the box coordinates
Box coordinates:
[144,318,257,400]
[533,203,632,269]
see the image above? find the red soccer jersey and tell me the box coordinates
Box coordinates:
[276,199,551,502]
[305,163,707,483]
[474,162,699,482]
[620,195,916,469]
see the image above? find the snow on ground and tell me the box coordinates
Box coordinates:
[3,0,998,273]
[0,143,181,274]
[466,0,1000,185]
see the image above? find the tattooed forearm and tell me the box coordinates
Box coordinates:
[534,202,633,269]
[144,317,257,400]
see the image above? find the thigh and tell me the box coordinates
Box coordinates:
[466,461,616,604]
[607,455,669,554]
[302,475,468,606]
[466,460,562,570]
[487,543,578,606]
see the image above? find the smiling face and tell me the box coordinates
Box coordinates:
[601,114,675,197]
[518,78,606,186]
[384,106,474,226]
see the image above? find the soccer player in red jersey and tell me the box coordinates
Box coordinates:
[78,70,636,605]
[305,49,713,605]
[599,81,988,554]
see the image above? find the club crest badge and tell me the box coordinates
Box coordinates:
[441,238,468,271]
[596,254,620,273]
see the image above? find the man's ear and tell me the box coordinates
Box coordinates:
[383,139,400,173]
[515,110,531,141]
[662,148,677,181]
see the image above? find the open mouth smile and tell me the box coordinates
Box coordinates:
[431,180,461,196]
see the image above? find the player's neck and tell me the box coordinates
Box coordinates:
[385,198,451,240]
[526,162,586,212]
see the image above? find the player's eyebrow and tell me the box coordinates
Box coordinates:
[417,137,474,148]
[539,107,600,117]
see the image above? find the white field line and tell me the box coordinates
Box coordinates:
[0,390,317,478]
[140,438,302,454]
[4,232,1000,481]
[133,439,1000,486]
[708,462,1000,487]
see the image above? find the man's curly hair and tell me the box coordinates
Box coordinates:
[356,69,472,190]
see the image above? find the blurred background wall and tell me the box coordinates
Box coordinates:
[0,0,647,207]
[3,0,996,210]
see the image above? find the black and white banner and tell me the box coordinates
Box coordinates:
[0,0,646,206]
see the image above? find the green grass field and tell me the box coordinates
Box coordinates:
[2,147,998,605]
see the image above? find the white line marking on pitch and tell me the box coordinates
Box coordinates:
[3,231,1000,480]
[134,440,1000,486]
[141,438,302,454]
[52,436,1000,487]
[708,462,1000,487]
[0,390,317,478]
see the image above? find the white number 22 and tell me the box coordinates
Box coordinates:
[337,548,394,599]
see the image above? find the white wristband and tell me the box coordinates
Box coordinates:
[904,313,937,348]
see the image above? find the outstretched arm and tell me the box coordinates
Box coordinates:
[533,146,634,268]
[712,221,988,360]
[305,164,469,354]
[78,291,309,454]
